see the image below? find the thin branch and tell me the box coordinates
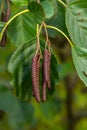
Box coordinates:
[46,25,73,47]
[57,0,67,8]
[43,23,50,50]
[0,9,29,41]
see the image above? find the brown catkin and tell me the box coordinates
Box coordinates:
[6,0,10,21]
[43,49,51,89]
[42,61,46,102]
[43,49,49,83]
[0,0,10,47]
[36,55,40,96]
[1,0,10,22]
[32,54,40,103]
[42,49,48,101]
[47,51,51,89]
[32,55,40,97]
[42,82,46,102]
[0,31,7,47]
[42,49,51,101]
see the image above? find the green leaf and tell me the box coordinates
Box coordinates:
[8,39,36,74]
[72,45,87,86]
[0,22,5,32]
[0,84,34,130]
[7,13,37,46]
[46,0,68,38]
[41,0,54,19]
[10,0,28,6]
[66,0,75,3]
[8,38,59,101]
[28,1,45,24]
[66,0,87,48]
[8,39,36,99]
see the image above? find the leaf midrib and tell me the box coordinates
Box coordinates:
[67,6,87,35]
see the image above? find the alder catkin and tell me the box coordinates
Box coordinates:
[42,49,51,101]
[32,47,51,102]
[36,55,40,96]
[42,82,46,102]
[0,0,10,47]
[32,54,40,103]
[42,61,46,102]
[6,0,10,21]
[43,49,49,83]
[1,0,10,22]
[47,51,51,89]
[43,49,51,89]
[32,55,40,97]
[0,31,7,47]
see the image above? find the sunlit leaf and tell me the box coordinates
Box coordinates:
[10,0,28,6]
[41,0,54,19]
[47,0,68,38]
[66,0,87,48]
[72,45,87,86]
[7,13,36,46]
[0,22,5,32]
[28,1,45,24]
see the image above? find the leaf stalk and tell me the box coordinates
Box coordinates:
[46,25,73,47]
[57,0,67,8]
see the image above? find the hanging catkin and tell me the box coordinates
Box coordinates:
[43,49,49,84]
[42,60,46,102]
[42,82,46,102]
[1,0,10,22]
[43,49,51,89]
[32,53,40,103]
[47,50,51,89]
[42,49,51,101]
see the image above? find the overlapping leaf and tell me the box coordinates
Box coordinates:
[41,0,54,19]
[28,1,45,24]
[46,0,68,38]
[0,22,5,32]
[66,0,75,3]
[7,1,45,46]
[72,45,87,86]
[66,0,87,48]
[10,0,28,6]
[8,38,59,101]
[7,13,37,46]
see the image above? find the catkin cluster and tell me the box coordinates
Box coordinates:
[31,49,51,103]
